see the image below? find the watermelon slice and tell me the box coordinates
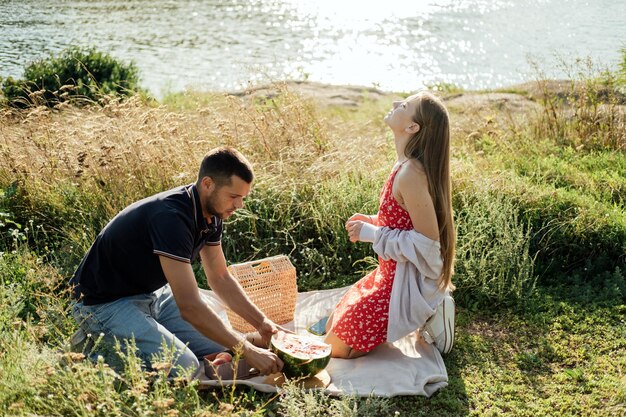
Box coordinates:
[270,331,332,378]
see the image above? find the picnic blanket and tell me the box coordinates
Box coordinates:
[196,286,448,397]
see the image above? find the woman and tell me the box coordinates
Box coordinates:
[324,91,456,358]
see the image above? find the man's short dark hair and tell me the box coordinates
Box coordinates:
[196,147,254,187]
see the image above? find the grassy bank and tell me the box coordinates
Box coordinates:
[0,67,625,415]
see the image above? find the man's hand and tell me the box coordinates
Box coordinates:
[243,342,283,375]
[257,318,291,347]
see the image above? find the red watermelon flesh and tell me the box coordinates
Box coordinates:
[270,331,331,378]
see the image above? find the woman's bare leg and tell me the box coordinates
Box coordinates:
[324,330,367,359]
[324,311,368,358]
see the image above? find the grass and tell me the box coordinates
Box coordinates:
[0,57,625,415]
[369,282,626,416]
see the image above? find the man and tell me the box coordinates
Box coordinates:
[70,146,283,377]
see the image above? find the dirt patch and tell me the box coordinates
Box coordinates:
[227,80,394,107]
[444,92,542,115]
[228,81,548,121]
[507,79,626,104]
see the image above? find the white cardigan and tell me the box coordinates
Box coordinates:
[360,223,446,343]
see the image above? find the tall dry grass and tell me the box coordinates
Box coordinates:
[0,84,391,231]
[0,85,392,283]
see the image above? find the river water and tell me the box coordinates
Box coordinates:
[1,0,625,96]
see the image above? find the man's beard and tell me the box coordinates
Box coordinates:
[203,192,232,220]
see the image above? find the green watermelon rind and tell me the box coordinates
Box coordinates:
[270,333,331,379]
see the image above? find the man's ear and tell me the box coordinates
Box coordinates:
[201,176,215,193]
[405,123,420,134]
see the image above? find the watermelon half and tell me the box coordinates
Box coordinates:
[270,331,332,378]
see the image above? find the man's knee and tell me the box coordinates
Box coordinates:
[168,348,200,378]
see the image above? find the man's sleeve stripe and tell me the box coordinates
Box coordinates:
[153,250,191,263]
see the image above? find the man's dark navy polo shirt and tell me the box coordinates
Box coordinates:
[70,184,222,305]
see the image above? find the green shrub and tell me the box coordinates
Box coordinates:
[521,187,626,281]
[0,249,72,344]
[1,46,141,107]
[0,281,26,334]
[0,180,103,275]
[221,175,382,291]
[453,188,537,308]
[568,266,626,306]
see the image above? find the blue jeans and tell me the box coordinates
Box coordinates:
[71,285,223,377]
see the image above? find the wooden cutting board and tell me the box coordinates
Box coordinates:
[263,369,331,389]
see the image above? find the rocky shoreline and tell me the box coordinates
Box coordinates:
[225,79,625,117]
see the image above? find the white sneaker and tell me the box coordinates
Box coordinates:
[421,294,455,354]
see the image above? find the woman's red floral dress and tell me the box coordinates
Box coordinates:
[330,162,413,352]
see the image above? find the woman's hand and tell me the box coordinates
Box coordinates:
[346,213,376,242]
[346,213,378,242]
[347,213,376,225]
[345,220,364,242]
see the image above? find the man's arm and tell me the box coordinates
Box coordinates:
[199,244,281,346]
[199,244,266,328]
[158,255,282,374]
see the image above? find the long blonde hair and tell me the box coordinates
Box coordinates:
[405,92,456,290]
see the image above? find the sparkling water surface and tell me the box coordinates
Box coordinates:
[0,0,624,96]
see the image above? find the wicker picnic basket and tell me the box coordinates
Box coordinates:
[226,255,297,333]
